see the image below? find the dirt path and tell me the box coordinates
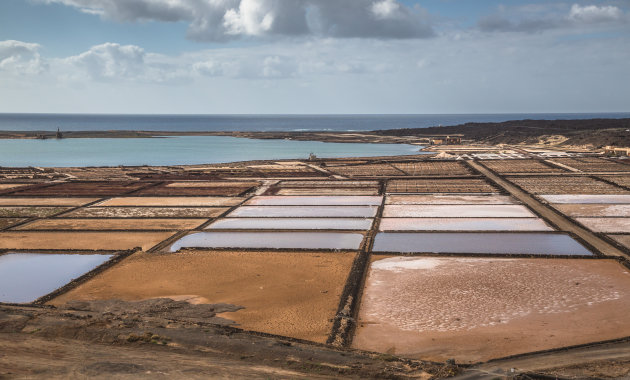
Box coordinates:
[469,160,628,258]
[453,339,630,379]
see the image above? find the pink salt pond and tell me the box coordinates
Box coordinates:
[378,218,553,231]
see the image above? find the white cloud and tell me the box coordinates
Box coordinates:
[37,0,434,41]
[0,40,47,74]
[569,4,623,23]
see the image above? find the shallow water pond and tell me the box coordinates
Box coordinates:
[229,206,378,218]
[206,218,373,230]
[378,218,553,231]
[170,232,364,251]
[245,196,382,206]
[382,205,535,218]
[0,253,112,303]
[372,232,592,255]
[541,195,630,204]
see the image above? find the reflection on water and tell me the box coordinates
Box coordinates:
[170,232,364,251]
[0,253,112,303]
[229,206,378,218]
[372,232,592,255]
[207,218,373,230]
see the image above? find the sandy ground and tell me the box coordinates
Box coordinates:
[66,207,228,218]
[50,250,356,343]
[97,197,243,207]
[353,256,630,363]
[575,217,630,233]
[14,218,207,231]
[0,197,98,206]
[0,231,175,251]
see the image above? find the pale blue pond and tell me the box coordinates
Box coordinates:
[372,232,593,255]
[0,253,112,303]
[0,136,421,167]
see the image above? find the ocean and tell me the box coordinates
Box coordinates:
[0,113,628,132]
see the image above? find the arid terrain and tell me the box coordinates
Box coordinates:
[2,134,630,379]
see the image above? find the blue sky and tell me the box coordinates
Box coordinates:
[0,0,629,114]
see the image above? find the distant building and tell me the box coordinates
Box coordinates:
[56,128,63,139]
[430,136,461,145]
[604,146,630,156]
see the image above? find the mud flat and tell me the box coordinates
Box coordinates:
[391,161,471,176]
[49,250,356,343]
[382,205,535,218]
[67,207,229,218]
[481,159,564,174]
[97,197,243,207]
[509,176,628,195]
[379,218,552,231]
[353,256,630,363]
[14,218,207,231]
[0,252,112,303]
[553,204,630,217]
[0,197,98,206]
[12,181,147,196]
[170,231,364,251]
[385,194,516,205]
[132,185,253,196]
[372,232,592,255]
[0,231,175,251]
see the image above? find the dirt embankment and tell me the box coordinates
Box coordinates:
[372,118,630,148]
[0,299,454,379]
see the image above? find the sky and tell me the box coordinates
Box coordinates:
[0,0,629,114]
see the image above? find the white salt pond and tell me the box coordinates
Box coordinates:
[554,204,630,217]
[379,218,553,231]
[0,253,112,303]
[382,205,535,218]
[170,232,364,251]
[541,195,630,204]
[228,205,378,218]
[385,194,516,205]
[245,196,382,206]
[206,218,373,230]
[372,232,592,255]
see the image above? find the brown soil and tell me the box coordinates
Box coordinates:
[599,175,630,188]
[0,197,98,206]
[97,197,243,207]
[165,181,260,187]
[329,164,405,177]
[610,235,630,249]
[552,157,630,172]
[50,250,356,343]
[0,301,445,379]
[391,161,471,176]
[14,218,207,231]
[481,159,564,174]
[0,231,175,251]
[0,184,27,190]
[353,256,630,363]
[66,207,229,218]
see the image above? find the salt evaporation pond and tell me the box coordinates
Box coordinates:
[541,195,630,204]
[385,195,516,205]
[379,218,553,231]
[0,253,112,303]
[554,204,630,217]
[170,232,364,251]
[575,218,630,233]
[372,232,592,255]
[0,136,421,167]
[206,218,373,230]
[382,205,535,218]
[245,196,382,206]
[229,206,378,218]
